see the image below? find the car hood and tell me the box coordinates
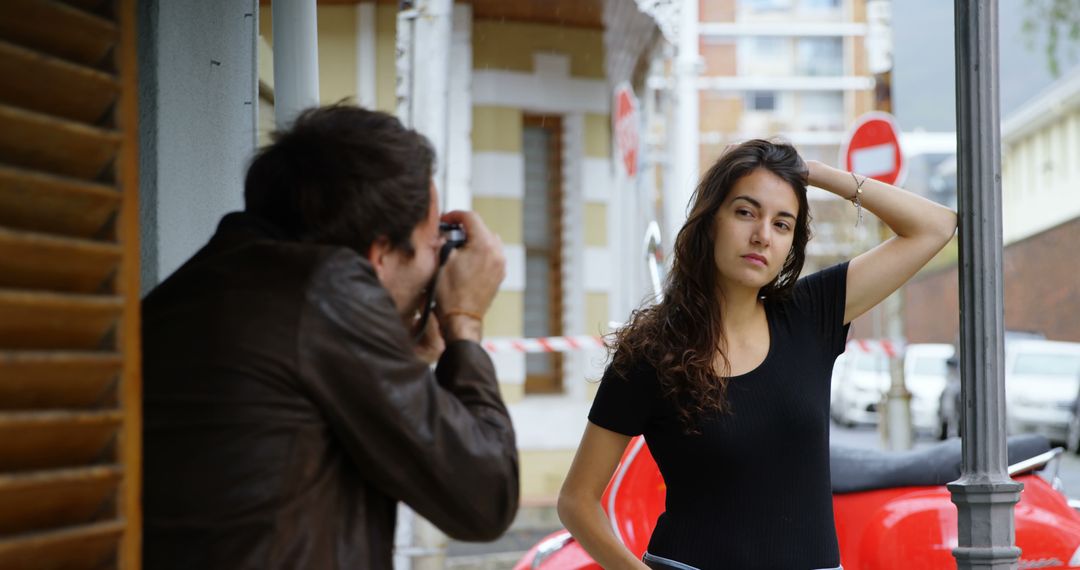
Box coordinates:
[1006,375,1079,404]
[906,374,946,398]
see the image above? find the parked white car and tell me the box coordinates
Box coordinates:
[903,343,954,434]
[1005,339,1080,445]
[831,350,890,427]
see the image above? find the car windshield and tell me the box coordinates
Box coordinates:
[1012,353,1080,378]
[855,354,888,373]
[911,357,947,376]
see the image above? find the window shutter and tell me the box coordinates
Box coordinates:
[0,0,141,568]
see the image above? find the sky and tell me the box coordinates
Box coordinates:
[892,0,1080,132]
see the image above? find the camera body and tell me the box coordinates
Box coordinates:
[440,222,466,251]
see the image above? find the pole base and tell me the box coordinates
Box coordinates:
[947,480,1024,570]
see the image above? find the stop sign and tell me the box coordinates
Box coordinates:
[841,112,906,186]
[613,84,639,178]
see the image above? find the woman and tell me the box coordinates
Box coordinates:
[557,140,957,570]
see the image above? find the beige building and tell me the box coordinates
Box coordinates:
[257,0,680,505]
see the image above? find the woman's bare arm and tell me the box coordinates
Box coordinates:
[807,160,958,324]
[558,423,651,570]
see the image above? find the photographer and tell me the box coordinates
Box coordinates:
[141,105,518,569]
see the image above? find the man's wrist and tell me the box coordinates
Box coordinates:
[442,313,483,342]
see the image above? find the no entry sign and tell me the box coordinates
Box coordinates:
[841,112,906,186]
[613,83,639,178]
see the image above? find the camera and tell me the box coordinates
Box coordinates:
[414,222,468,342]
[438,222,466,265]
[440,222,466,250]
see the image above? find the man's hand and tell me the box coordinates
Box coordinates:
[436,211,506,343]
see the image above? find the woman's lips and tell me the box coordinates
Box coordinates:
[743,254,767,267]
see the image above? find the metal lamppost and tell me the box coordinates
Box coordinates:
[948,1,1023,568]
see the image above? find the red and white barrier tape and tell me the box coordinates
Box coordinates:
[482,336,607,354]
[845,338,905,358]
[481,336,906,357]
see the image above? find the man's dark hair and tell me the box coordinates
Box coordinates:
[244,104,435,256]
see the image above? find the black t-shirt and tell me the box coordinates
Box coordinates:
[589,263,850,570]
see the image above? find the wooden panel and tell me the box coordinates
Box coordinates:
[0,352,121,410]
[0,520,122,570]
[0,0,118,68]
[0,104,122,181]
[0,228,121,293]
[0,411,122,472]
[58,0,114,15]
[0,465,120,534]
[0,165,119,239]
[467,0,603,28]
[0,290,122,351]
[0,40,120,125]
[114,0,143,565]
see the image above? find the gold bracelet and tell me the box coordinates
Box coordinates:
[443,308,483,322]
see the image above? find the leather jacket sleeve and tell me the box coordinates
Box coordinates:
[297,250,519,540]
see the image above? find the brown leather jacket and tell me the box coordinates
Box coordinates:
[142,213,519,569]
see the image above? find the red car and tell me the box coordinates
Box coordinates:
[515,435,1080,569]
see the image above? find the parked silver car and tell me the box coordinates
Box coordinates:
[903,343,954,434]
[1005,339,1080,445]
[831,350,890,427]
[937,330,1048,440]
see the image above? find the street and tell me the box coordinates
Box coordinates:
[830,421,1080,500]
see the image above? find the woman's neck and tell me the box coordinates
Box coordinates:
[717,284,763,331]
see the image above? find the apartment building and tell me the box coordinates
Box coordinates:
[697,0,876,268]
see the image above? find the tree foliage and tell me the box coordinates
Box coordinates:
[1022,0,1080,77]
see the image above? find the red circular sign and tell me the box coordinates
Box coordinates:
[614,85,639,178]
[841,112,905,186]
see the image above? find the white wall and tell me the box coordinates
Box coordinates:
[1001,71,1080,244]
[138,0,258,293]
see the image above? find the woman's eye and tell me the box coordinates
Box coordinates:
[775,222,791,231]
[736,209,753,217]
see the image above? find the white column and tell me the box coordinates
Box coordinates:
[666,0,700,249]
[394,4,455,567]
[445,3,473,211]
[356,2,377,109]
[396,0,453,197]
[272,0,320,129]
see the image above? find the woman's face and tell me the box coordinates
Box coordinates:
[711,168,800,293]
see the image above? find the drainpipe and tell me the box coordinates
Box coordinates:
[271,0,320,129]
[948,1,1022,568]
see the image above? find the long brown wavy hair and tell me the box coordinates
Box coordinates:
[608,139,812,431]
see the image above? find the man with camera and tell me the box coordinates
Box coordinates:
[141,105,518,569]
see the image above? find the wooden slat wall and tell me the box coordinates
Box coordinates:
[0,0,140,568]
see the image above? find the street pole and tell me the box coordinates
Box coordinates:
[948,2,1023,569]
[271,0,320,129]
[664,0,698,251]
[394,2,453,567]
[866,0,914,452]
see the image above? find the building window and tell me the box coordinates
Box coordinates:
[522,115,564,394]
[744,0,794,11]
[747,91,777,111]
[797,37,843,76]
[800,0,840,9]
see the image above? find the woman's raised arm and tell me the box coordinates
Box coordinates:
[806,160,958,325]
